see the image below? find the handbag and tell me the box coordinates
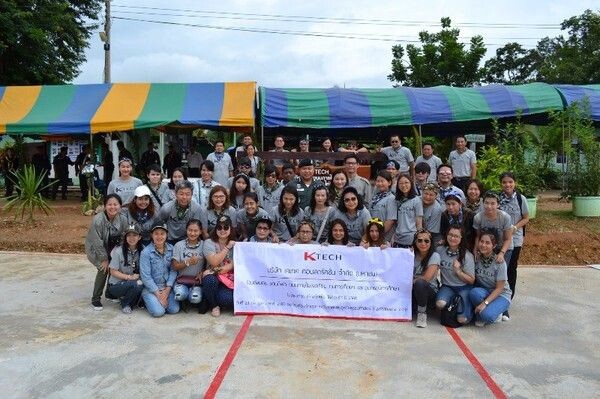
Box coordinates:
[176,275,200,287]
[440,295,463,328]
[217,272,234,289]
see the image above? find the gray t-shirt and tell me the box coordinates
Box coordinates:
[172,239,205,277]
[413,251,440,291]
[369,190,394,220]
[227,175,261,193]
[474,258,512,302]
[385,197,424,246]
[332,208,371,245]
[107,177,143,205]
[201,206,238,235]
[236,207,270,238]
[436,246,475,287]
[206,152,233,187]
[196,179,221,209]
[304,206,334,242]
[270,205,305,242]
[257,183,284,216]
[448,149,477,178]
[415,154,442,182]
[202,239,234,264]
[473,210,514,251]
[108,246,140,284]
[158,200,205,242]
[422,200,444,234]
[146,182,170,210]
[499,193,529,247]
[348,175,373,206]
[382,146,414,172]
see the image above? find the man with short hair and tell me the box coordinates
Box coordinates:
[448,135,477,192]
[75,145,92,202]
[247,216,276,243]
[281,162,297,185]
[235,134,253,158]
[51,146,73,200]
[344,154,372,205]
[101,142,114,189]
[116,140,134,163]
[158,180,204,244]
[436,164,465,205]
[421,183,444,244]
[269,135,289,167]
[187,146,203,178]
[380,134,414,178]
[206,140,234,187]
[139,142,161,175]
[416,142,442,183]
[163,144,182,179]
[287,158,324,209]
[414,162,431,196]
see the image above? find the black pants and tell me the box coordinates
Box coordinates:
[103,167,114,195]
[52,175,69,199]
[412,278,437,310]
[507,246,521,299]
[4,172,16,196]
[79,173,89,201]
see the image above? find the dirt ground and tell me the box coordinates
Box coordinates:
[0,192,598,265]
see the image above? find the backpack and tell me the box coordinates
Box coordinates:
[440,295,463,328]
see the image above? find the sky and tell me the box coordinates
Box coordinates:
[74,0,598,88]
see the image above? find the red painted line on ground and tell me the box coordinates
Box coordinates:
[446,327,507,399]
[235,311,410,322]
[204,315,254,399]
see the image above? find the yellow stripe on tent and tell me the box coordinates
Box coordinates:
[220,82,256,127]
[90,83,151,133]
[0,86,42,133]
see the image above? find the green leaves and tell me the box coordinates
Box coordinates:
[3,165,54,222]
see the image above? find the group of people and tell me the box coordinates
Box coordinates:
[84,134,528,328]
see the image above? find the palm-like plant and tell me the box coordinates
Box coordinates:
[3,165,54,222]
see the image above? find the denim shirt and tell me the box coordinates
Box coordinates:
[140,243,176,293]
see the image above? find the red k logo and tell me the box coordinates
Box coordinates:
[304,252,316,261]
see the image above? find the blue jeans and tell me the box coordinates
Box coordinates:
[469,287,510,324]
[174,284,202,304]
[202,274,233,310]
[107,280,143,308]
[436,285,473,323]
[142,289,180,317]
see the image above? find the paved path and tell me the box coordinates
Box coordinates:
[0,252,598,398]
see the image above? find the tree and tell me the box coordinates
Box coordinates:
[483,43,539,84]
[535,9,600,84]
[388,17,486,87]
[0,0,102,85]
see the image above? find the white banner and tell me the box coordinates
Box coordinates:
[233,242,414,320]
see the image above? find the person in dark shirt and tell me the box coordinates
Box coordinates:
[116,140,134,163]
[51,146,74,200]
[31,145,51,198]
[75,145,92,202]
[163,144,182,179]
[102,142,114,193]
[139,142,161,176]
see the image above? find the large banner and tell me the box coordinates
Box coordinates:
[233,243,414,320]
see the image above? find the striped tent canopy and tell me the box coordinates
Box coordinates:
[0,82,256,134]
[553,84,600,121]
[260,83,565,129]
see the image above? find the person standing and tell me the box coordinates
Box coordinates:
[380,134,415,179]
[269,135,289,167]
[416,142,442,183]
[107,159,143,205]
[187,146,203,178]
[287,158,324,210]
[235,134,253,158]
[51,146,73,200]
[436,164,465,205]
[449,135,477,193]
[343,154,372,205]
[32,145,51,198]
[101,143,114,192]
[116,141,134,164]
[139,142,161,176]
[163,144,182,179]
[75,145,92,202]
[206,140,233,187]
[2,148,19,197]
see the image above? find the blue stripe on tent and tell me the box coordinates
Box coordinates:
[477,85,529,118]
[325,88,372,128]
[403,87,453,124]
[179,83,224,125]
[0,87,6,103]
[47,84,112,133]
[554,85,600,121]
[262,88,288,127]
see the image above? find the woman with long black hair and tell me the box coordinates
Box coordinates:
[412,229,440,328]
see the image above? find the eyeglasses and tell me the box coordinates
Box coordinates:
[344,197,358,202]
[447,233,462,239]
[416,238,431,244]
[216,225,230,231]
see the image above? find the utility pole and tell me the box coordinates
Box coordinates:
[102,0,111,84]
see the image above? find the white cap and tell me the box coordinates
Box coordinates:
[134,185,152,198]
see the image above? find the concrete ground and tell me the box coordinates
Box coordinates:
[0,252,598,399]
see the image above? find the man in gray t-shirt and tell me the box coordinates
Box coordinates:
[415,142,442,183]
[380,134,414,177]
[448,136,477,192]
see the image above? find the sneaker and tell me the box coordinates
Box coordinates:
[105,293,120,303]
[502,311,510,322]
[416,312,427,328]
[122,306,132,314]
[475,320,485,327]
[91,300,103,311]
[495,314,503,323]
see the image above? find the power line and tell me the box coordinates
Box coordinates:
[111,4,561,29]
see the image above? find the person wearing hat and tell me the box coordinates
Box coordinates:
[226,157,260,192]
[385,160,400,193]
[440,191,476,249]
[139,223,180,317]
[256,164,284,215]
[206,140,234,187]
[473,191,514,265]
[416,142,442,183]
[85,194,130,311]
[171,219,205,311]
[287,158,324,210]
[247,216,275,242]
[436,164,465,206]
[421,182,444,245]
[379,134,415,179]
[123,185,159,246]
[106,224,144,314]
[107,158,143,206]
[202,215,236,317]
[158,180,204,245]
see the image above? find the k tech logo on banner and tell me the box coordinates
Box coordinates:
[233,242,414,320]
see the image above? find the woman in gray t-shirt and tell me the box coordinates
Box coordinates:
[332,186,371,245]
[171,219,205,307]
[384,175,423,247]
[435,225,475,325]
[270,186,305,242]
[107,159,143,205]
[469,230,512,326]
[412,229,440,328]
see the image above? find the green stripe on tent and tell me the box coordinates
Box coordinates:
[437,86,492,122]
[510,83,564,114]
[285,89,330,128]
[134,83,188,130]
[362,89,413,126]
[7,85,76,134]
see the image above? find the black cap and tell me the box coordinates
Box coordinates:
[256,216,273,228]
[298,158,314,167]
[238,157,251,167]
[151,223,168,233]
